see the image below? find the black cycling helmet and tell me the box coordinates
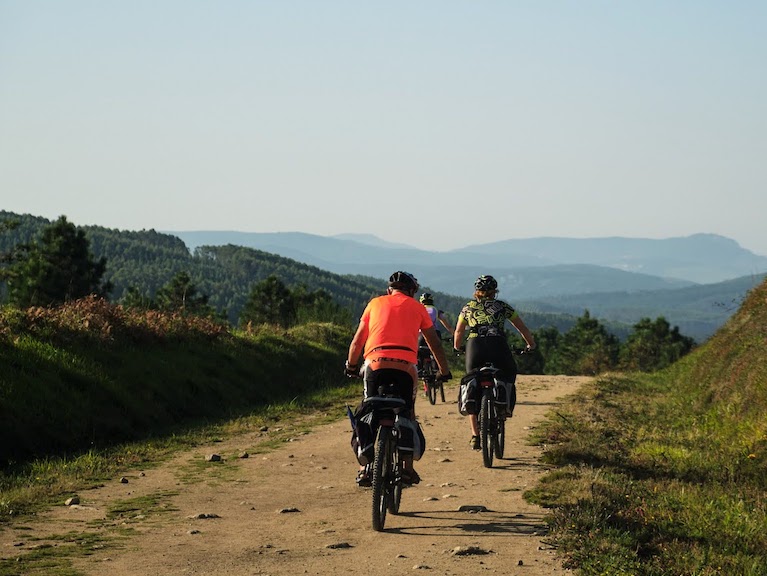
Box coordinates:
[474,274,498,292]
[388,271,419,293]
[419,292,434,305]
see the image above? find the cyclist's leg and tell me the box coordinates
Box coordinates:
[465,337,488,448]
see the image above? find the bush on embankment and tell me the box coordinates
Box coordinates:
[528,278,767,575]
[0,296,351,466]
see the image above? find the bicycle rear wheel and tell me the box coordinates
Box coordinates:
[371,426,391,531]
[427,380,437,405]
[494,416,505,459]
[387,442,402,515]
[480,391,494,468]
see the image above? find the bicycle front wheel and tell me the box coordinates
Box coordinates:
[480,391,494,468]
[371,426,392,531]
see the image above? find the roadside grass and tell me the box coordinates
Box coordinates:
[525,279,767,575]
[0,529,119,576]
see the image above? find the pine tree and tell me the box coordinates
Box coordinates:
[5,215,111,307]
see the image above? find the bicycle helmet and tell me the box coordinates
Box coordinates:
[388,271,419,293]
[419,292,434,305]
[474,274,498,292]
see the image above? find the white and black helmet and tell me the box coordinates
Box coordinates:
[474,274,498,291]
[388,271,419,293]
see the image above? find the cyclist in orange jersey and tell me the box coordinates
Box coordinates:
[346,271,452,486]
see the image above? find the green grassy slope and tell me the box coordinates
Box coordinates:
[527,278,767,574]
[0,299,351,466]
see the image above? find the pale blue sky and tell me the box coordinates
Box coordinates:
[2,1,766,255]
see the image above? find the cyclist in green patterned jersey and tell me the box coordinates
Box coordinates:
[453,274,536,450]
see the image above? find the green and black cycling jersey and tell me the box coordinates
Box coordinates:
[459,298,518,339]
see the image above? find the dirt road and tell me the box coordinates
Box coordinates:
[2,375,589,575]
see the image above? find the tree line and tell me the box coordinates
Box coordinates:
[0,213,696,374]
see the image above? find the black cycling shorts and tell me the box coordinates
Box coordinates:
[363,364,416,415]
[465,335,517,383]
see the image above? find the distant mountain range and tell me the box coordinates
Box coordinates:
[170,230,767,296]
[4,209,764,343]
[166,230,767,342]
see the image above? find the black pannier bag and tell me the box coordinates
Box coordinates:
[350,402,426,465]
[458,374,478,415]
[458,373,516,416]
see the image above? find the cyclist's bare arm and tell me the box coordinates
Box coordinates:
[509,316,536,350]
[453,316,467,351]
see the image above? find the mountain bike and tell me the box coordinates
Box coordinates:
[469,363,507,468]
[362,388,407,531]
[460,348,525,468]
[419,349,446,405]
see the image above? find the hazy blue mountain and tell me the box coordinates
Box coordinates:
[457,234,767,284]
[331,233,416,250]
[150,228,767,341]
[170,230,767,293]
[515,273,767,343]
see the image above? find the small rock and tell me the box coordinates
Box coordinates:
[239,452,249,459]
[206,454,222,462]
[518,559,524,566]
[423,497,439,502]
[325,542,352,549]
[188,529,200,535]
[65,496,80,506]
[458,505,488,513]
[188,513,220,519]
[451,545,490,556]
[139,472,146,477]
[259,425,269,432]
[413,564,430,569]
[120,477,129,484]
[438,458,453,463]
[279,507,300,513]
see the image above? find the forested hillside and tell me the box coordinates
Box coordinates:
[1,212,588,334]
[516,272,766,342]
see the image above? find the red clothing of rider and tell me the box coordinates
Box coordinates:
[360,291,433,364]
[345,271,452,487]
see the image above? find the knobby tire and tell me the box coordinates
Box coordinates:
[494,415,505,459]
[371,426,391,531]
[480,391,494,468]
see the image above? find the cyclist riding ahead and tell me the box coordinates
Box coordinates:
[453,274,536,450]
[417,292,454,390]
[346,271,452,486]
